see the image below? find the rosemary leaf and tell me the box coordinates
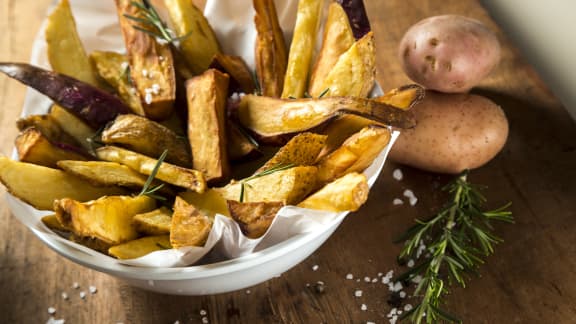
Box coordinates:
[139,149,167,199]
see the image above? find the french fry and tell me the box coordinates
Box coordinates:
[228,200,284,238]
[16,114,79,146]
[256,132,327,173]
[186,69,231,184]
[298,172,369,212]
[45,0,103,87]
[281,0,324,98]
[308,2,355,97]
[209,53,256,94]
[227,121,261,162]
[133,207,172,235]
[96,146,206,193]
[15,128,89,168]
[316,125,391,184]
[48,105,95,151]
[179,189,230,218]
[109,235,171,259]
[54,195,157,245]
[170,196,213,249]
[254,0,288,97]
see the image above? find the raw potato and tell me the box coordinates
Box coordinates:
[389,91,508,174]
[398,15,500,93]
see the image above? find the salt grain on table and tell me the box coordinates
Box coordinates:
[393,169,403,181]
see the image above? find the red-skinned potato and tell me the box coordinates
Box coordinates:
[398,15,500,93]
[389,91,508,174]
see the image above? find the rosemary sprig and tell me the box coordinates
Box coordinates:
[139,149,167,201]
[123,0,190,45]
[395,171,513,324]
[239,163,295,202]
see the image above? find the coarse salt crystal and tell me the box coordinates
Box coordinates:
[361,304,367,311]
[151,83,160,94]
[48,307,56,314]
[404,304,413,311]
[393,198,404,205]
[367,322,376,324]
[412,275,423,284]
[399,291,407,298]
[246,290,251,294]
[346,273,354,280]
[390,282,403,292]
[201,317,209,324]
[89,286,97,294]
[174,321,180,324]
[61,292,68,300]
[120,62,129,70]
[393,169,403,181]
[354,290,363,297]
[79,291,86,299]
[200,310,207,316]
[145,92,153,105]
[72,282,79,289]
[378,272,383,277]
[364,277,371,282]
[372,278,378,283]
[312,265,319,271]
[142,69,148,77]
[407,259,415,268]
[403,189,418,206]
[46,318,65,324]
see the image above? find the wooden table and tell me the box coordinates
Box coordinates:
[1,1,575,323]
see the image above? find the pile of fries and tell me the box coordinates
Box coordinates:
[0,0,422,261]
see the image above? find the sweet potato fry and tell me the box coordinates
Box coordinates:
[228,200,283,238]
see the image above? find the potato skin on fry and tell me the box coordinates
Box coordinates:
[228,200,283,238]
[15,127,89,168]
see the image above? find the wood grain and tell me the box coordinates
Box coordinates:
[1,0,576,323]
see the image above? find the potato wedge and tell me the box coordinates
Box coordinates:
[102,114,191,167]
[297,172,369,212]
[227,121,261,162]
[237,94,416,139]
[48,105,95,151]
[374,84,425,110]
[56,160,173,196]
[16,114,79,146]
[133,207,172,235]
[308,2,355,97]
[54,195,156,245]
[186,69,231,184]
[15,128,89,168]
[315,31,376,98]
[45,0,102,87]
[228,200,283,238]
[209,53,255,94]
[316,125,391,184]
[109,235,171,259]
[164,0,221,74]
[41,214,70,233]
[256,132,327,173]
[215,165,317,204]
[170,196,213,249]
[179,189,230,218]
[281,0,324,99]
[96,146,206,193]
[0,157,127,210]
[254,0,288,97]
[90,50,146,116]
[116,0,176,120]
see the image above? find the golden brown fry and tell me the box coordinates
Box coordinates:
[374,84,425,110]
[45,0,103,87]
[15,128,89,168]
[48,105,95,151]
[170,196,212,249]
[54,195,156,245]
[316,31,376,98]
[316,126,391,184]
[209,53,256,94]
[186,69,231,184]
[96,146,206,193]
[109,235,171,259]
[228,200,283,238]
[227,121,261,162]
[116,0,176,120]
[90,50,146,116]
[308,2,355,97]
[256,132,327,173]
[133,207,172,235]
[215,166,317,204]
[297,172,369,212]
[102,114,191,167]
[281,0,323,99]
[164,0,221,74]
[17,114,79,146]
[41,214,70,233]
[179,189,230,218]
[254,0,288,97]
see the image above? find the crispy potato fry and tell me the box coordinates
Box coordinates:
[54,195,156,245]
[227,121,261,162]
[256,132,327,173]
[308,2,355,97]
[281,0,324,98]
[374,84,425,110]
[15,128,89,168]
[41,214,70,233]
[109,235,171,259]
[317,126,391,184]
[298,172,369,212]
[48,105,95,151]
[170,196,213,249]
[254,0,288,97]
[0,157,127,210]
[16,114,79,146]
[90,50,146,116]
[133,206,172,235]
[96,146,206,193]
[116,0,176,120]
[45,0,103,87]
[315,31,376,98]
[102,114,191,167]
[228,200,283,238]
[215,166,317,204]
[209,53,255,94]
[164,0,221,74]
[318,115,376,158]
[186,69,231,184]
[179,189,230,218]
